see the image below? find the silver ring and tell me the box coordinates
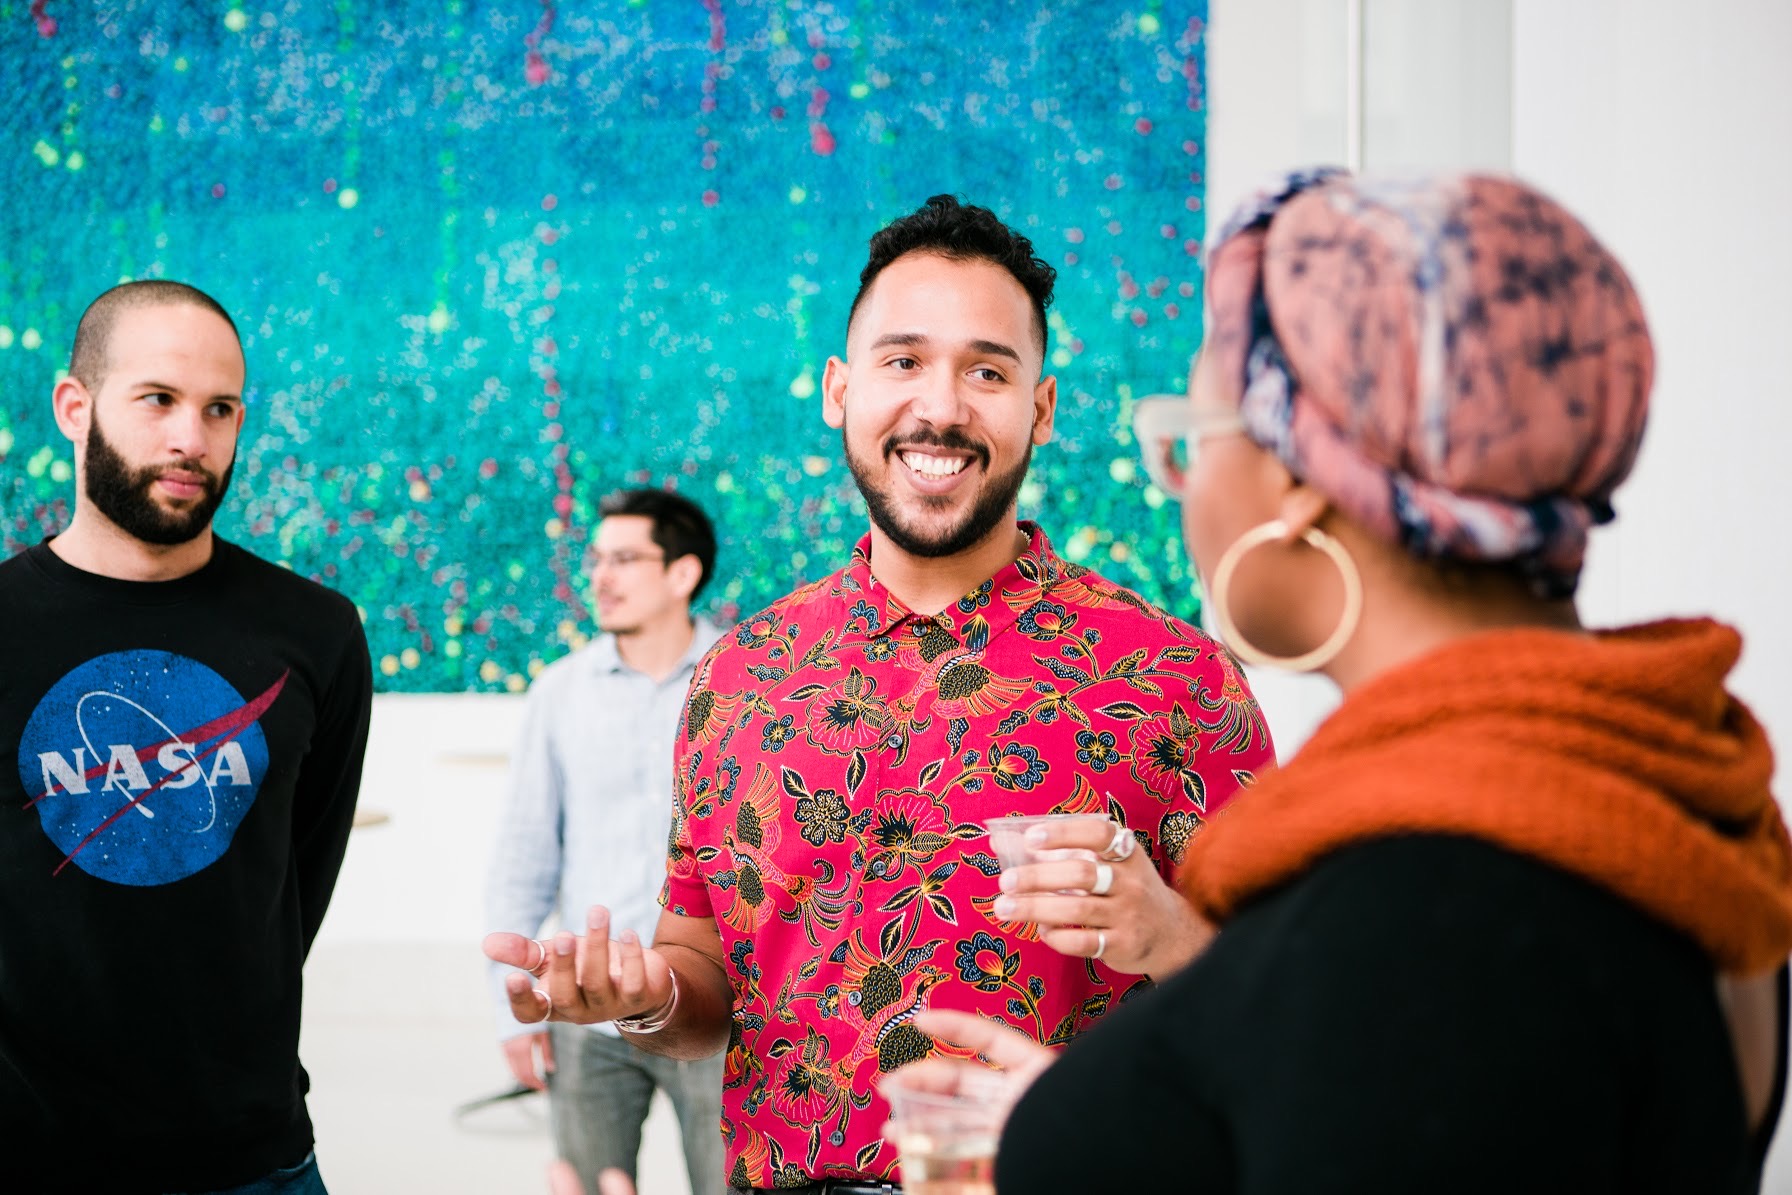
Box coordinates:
[1100,822,1136,863]
[527,938,548,976]
[1093,930,1107,961]
[1091,861,1114,897]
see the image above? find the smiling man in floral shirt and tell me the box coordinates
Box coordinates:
[486,195,1275,1194]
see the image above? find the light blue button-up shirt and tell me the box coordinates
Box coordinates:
[485,619,721,1039]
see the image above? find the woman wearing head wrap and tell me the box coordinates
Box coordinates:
[885,171,1792,1192]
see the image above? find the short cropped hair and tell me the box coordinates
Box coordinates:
[598,488,719,598]
[69,280,240,392]
[847,194,1057,357]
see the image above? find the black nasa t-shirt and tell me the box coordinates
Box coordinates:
[0,539,371,1193]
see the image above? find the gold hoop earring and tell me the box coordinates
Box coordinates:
[1208,519,1363,673]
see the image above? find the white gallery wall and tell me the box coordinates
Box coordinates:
[1511,0,1792,759]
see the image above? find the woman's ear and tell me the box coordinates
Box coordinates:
[1277,484,1331,539]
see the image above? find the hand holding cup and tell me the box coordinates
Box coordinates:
[880,1009,1056,1195]
[985,811,1215,977]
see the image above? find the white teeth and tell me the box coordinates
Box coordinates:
[902,451,967,478]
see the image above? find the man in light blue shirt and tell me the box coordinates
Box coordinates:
[487,488,726,1195]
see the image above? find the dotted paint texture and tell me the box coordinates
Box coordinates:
[1,0,1209,692]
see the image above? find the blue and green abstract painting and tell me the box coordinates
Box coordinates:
[1,0,1210,691]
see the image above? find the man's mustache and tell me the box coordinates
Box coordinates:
[148,459,224,487]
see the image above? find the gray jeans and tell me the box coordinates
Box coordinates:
[548,1023,726,1195]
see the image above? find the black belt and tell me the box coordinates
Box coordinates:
[734,1183,902,1195]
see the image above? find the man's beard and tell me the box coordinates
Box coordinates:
[844,423,1030,559]
[84,413,233,546]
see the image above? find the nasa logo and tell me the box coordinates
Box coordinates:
[18,650,284,887]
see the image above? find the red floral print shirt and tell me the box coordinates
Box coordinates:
[662,523,1274,1188]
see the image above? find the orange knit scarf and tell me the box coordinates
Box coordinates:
[1181,619,1792,974]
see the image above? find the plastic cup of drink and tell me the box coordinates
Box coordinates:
[885,1068,1006,1195]
[983,812,1107,875]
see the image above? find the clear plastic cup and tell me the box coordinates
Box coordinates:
[983,812,1107,873]
[885,1068,1006,1195]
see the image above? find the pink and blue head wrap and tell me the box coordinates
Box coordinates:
[1203,169,1655,598]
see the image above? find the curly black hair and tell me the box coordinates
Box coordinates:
[847,194,1057,356]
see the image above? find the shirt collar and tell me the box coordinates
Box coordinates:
[593,617,720,677]
[839,520,1061,646]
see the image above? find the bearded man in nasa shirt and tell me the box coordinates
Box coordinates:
[0,281,371,1194]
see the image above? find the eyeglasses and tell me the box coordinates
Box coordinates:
[590,549,666,571]
[1130,395,1246,499]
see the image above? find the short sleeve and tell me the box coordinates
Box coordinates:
[659,683,715,919]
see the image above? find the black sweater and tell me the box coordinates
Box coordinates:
[0,540,371,1192]
[1000,835,1785,1193]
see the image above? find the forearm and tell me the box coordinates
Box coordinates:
[294,803,356,955]
[295,615,373,953]
[622,941,734,1061]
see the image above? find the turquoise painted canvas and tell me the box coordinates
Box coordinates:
[1,1,1210,691]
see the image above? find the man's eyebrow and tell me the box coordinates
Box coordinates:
[966,338,1022,365]
[130,380,242,404]
[132,379,184,393]
[868,332,927,351]
[867,332,1023,365]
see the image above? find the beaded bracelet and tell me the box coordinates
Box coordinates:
[614,969,680,1035]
